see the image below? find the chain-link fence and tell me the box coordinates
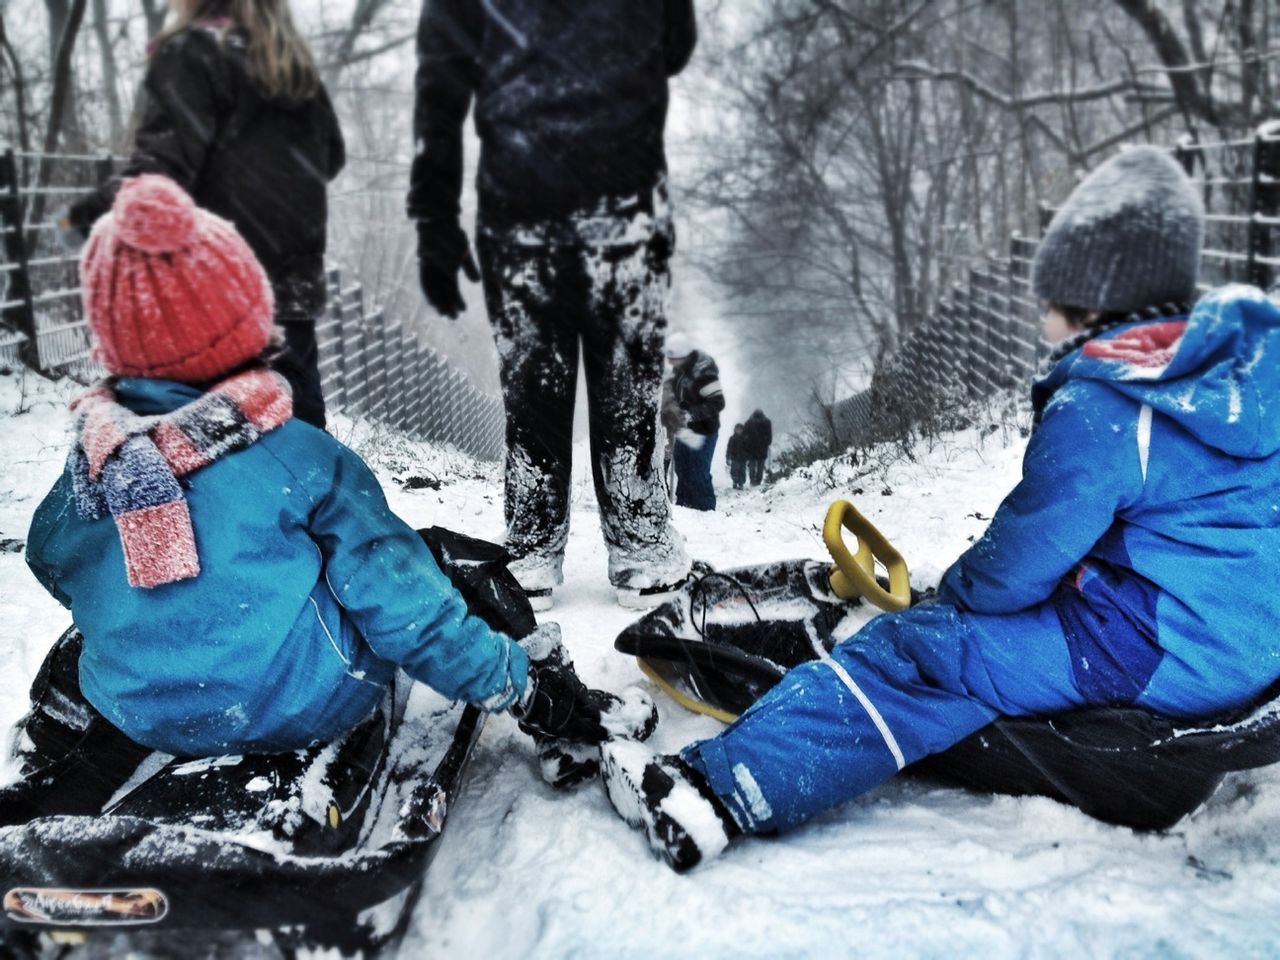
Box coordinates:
[827,123,1280,449]
[0,147,506,461]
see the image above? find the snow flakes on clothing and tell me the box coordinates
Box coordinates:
[68,369,291,588]
[478,183,687,591]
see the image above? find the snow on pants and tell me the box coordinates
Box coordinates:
[729,458,747,489]
[476,189,688,591]
[681,600,1095,834]
[673,432,718,511]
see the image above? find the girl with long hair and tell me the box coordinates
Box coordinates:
[68,0,345,429]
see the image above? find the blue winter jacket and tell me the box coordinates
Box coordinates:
[26,378,528,755]
[939,286,1280,717]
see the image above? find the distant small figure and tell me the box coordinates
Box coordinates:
[742,409,773,486]
[666,333,725,511]
[726,424,748,490]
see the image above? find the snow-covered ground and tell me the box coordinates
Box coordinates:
[3,366,1280,958]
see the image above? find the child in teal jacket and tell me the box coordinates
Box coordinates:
[22,175,649,770]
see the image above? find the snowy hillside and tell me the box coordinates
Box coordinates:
[3,366,1280,958]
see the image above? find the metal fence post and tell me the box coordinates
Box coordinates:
[94,152,114,186]
[1247,123,1280,291]
[966,270,983,398]
[0,148,37,368]
[1173,132,1199,178]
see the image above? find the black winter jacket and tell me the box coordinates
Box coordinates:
[407,0,697,226]
[672,350,725,436]
[726,432,748,464]
[70,26,346,321]
[743,410,772,458]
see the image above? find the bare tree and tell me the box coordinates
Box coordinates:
[91,0,123,145]
[0,14,32,152]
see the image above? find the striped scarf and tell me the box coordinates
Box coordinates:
[70,368,292,589]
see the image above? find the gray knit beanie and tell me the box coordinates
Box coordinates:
[1032,146,1204,314]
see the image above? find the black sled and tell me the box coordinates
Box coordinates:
[616,503,1280,832]
[0,527,536,957]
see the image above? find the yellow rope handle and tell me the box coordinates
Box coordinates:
[823,500,911,611]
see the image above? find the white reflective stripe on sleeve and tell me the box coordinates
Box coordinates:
[699,380,723,397]
[822,657,906,771]
[1137,403,1152,484]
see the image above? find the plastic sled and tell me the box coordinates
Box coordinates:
[0,526,534,956]
[616,502,1280,831]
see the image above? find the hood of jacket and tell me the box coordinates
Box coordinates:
[1032,285,1280,459]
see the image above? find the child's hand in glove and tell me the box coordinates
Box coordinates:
[511,623,657,746]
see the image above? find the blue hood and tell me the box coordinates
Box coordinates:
[1034,285,1280,458]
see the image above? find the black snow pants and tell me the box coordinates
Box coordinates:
[476,185,687,591]
[0,628,151,827]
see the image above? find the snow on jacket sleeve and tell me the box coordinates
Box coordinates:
[406,0,481,222]
[679,353,726,426]
[664,0,697,76]
[308,443,528,711]
[937,382,1145,614]
[70,31,228,232]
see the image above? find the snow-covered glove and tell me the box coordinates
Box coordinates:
[674,427,705,450]
[512,623,659,745]
[416,216,480,319]
[54,206,87,253]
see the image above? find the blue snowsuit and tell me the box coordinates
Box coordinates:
[25,378,528,757]
[682,286,1280,833]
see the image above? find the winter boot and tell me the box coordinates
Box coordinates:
[616,577,689,611]
[600,739,739,872]
[530,735,601,789]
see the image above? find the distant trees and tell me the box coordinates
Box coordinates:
[684,0,1277,405]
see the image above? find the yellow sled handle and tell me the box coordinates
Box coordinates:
[824,500,911,612]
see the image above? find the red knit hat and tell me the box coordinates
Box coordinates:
[81,174,275,383]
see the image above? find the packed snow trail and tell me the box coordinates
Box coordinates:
[2,368,1279,958]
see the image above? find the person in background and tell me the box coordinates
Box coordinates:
[601,148,1280,872]
[408,0,697,612]
[12,176,654,824]
[743,409,773,486]
[726,423,748,490]
[65,0,344,431]
[666,333,725,511]
[660,376,686,501]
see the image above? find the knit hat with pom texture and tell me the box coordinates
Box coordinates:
[1032,146,1205,315]
[81,174,275,382]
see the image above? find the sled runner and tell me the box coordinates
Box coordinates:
[0,527,533,957]
[616,502,1280,831]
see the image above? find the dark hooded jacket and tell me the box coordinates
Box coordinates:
[70,24,346,322]
[743,409,772,459]
[671,349,725,435]
[407,0,697,226]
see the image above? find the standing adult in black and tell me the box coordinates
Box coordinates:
[743,408,773,486]
[409,0,697,610]
[67,0,345,429]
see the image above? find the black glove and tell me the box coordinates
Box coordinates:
[416,217,480,319]
[512,624,658,746]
